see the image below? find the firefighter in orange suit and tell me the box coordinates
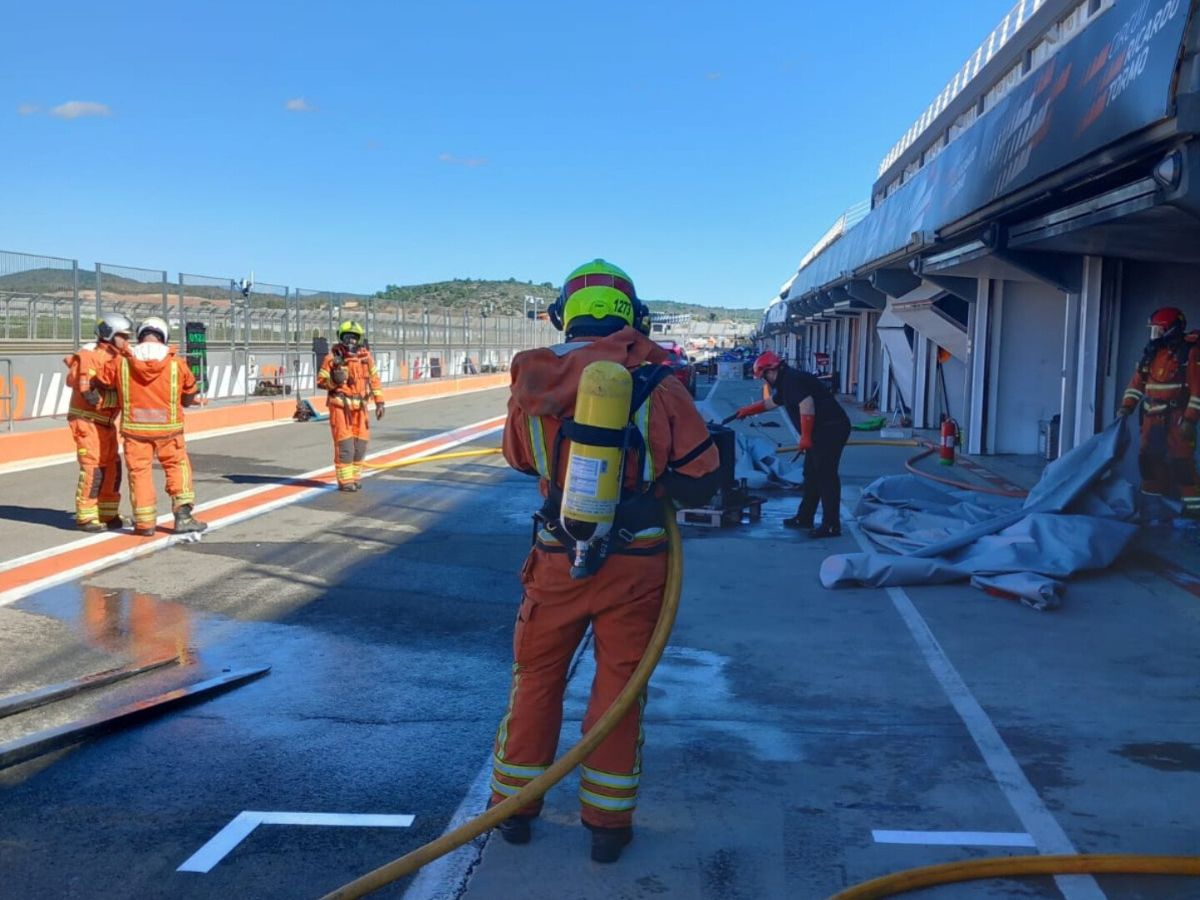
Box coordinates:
[65,313,133,531]
[99,316,207,536]
[488,259,720,862]
[316,320,384,492]
[1119,306,1200,517]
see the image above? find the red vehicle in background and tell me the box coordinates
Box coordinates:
[657,340,696,397]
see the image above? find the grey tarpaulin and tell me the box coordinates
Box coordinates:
[819,416,1143,610]
[733,434,805,490]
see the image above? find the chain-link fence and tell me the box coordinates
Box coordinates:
[0,250,80,343]
[96,263,169,329]
[0,248,574,421]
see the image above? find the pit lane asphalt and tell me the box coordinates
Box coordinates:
[0,388,525,898]
[2,383,1199,900]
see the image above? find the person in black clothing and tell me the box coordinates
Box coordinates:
[734,350,851,537]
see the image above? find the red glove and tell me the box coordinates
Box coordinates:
[797,414,815,452]
[736,401,767,420]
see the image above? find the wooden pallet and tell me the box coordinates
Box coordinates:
[676,497,765,528]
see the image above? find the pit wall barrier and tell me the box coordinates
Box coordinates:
[0,372,510,469]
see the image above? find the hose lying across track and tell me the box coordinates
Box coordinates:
[332,443,1200,898]
[319,498,685,900]
[829,853,1200,899]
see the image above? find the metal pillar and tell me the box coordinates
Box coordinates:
[856,312,870,403]
[1071,256,1105,446]
[1058,285,1082,456]
[966,278,992,455]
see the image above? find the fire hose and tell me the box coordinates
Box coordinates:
[829,853,1200,899]
[319,498,684,900]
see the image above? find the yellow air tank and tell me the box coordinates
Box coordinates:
[561,360,632,578]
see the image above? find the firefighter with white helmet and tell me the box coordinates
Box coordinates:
[98,315,207,535]
[63,313,133,530]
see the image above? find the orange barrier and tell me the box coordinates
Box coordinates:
[0,373,510,468]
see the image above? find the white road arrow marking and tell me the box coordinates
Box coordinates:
[177,811,415,873]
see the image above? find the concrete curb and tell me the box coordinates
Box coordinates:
[0,373,509,469]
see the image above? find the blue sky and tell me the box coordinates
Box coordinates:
[3,1,1019,307]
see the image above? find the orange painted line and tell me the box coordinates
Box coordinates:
[0,373,510,466]
[0,416,505,602]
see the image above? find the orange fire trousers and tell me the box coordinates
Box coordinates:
[330,405,370,486]
[124,434,196,528]
[69,419,122,525]
[490,548,666,829]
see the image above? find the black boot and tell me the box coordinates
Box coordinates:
[496,814,532,845]
[76,520,105,533]
[173,505,208,534]
[586,823,633,863]
[106,516,127,531]
[782,515,814,530]
[808,523,841,539]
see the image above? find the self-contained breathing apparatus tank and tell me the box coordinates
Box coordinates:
[560,361,633,579]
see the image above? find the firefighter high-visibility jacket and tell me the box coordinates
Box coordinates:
[65,342,120,425]
[316,347,383,409]
[1121,333,1200,421]
[64,342,123,525]
[1120,332,1200,512]
[100,344,198,438]
[490,326,720,829]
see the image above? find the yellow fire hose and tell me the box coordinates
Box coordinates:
[335,444,1200,898]
[319,499,684,900]
[829,853,1200,899]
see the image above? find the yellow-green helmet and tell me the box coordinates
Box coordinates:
[338,320,365,340]
[552,259,642,338]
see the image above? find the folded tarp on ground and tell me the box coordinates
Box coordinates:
[820,416,1143,610]
[733,434,804,489]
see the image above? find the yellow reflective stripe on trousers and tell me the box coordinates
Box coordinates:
[528,416,549,478]
[490,777,524,797]
[581,765,639,790]
[493,755,548,779]
[579,787,637,811]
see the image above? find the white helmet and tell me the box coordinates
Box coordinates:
[96,312,134,342]
[137,316,170,343]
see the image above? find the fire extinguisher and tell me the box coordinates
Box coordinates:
[939,416,959,466]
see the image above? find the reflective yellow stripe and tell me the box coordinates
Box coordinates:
[490,777,523,797]
[528,416,549,478]
[581,765,639,790]
[493,756,548,779]
[169,363,179,428]
[634,392,653,482]
[579,787,637,811]
[1146,384,1183,391]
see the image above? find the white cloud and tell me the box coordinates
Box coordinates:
[17,103,40,116]
[438,152,488,168]
[284,97,317,112]
[705,72,723,81]
[50,100,112,119]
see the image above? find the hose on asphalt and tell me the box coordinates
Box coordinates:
[829,853,1200,899]
[318,498,685,900]
[902,446,1028,499]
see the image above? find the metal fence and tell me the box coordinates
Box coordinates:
[0,250,80,344]
[0,249,568,417]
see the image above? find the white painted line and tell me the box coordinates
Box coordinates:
[178,810,414,874]
[842,502,1106,900]
[872,830,1035,847]
[0,417,503,605]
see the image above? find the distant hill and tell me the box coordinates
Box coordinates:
[374,279,761,324]
[0,269,761,323]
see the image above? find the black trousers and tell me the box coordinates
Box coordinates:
[796,421,851,527]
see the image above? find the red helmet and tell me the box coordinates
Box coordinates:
[1147,309,1185,340]
[752,350,783,379]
